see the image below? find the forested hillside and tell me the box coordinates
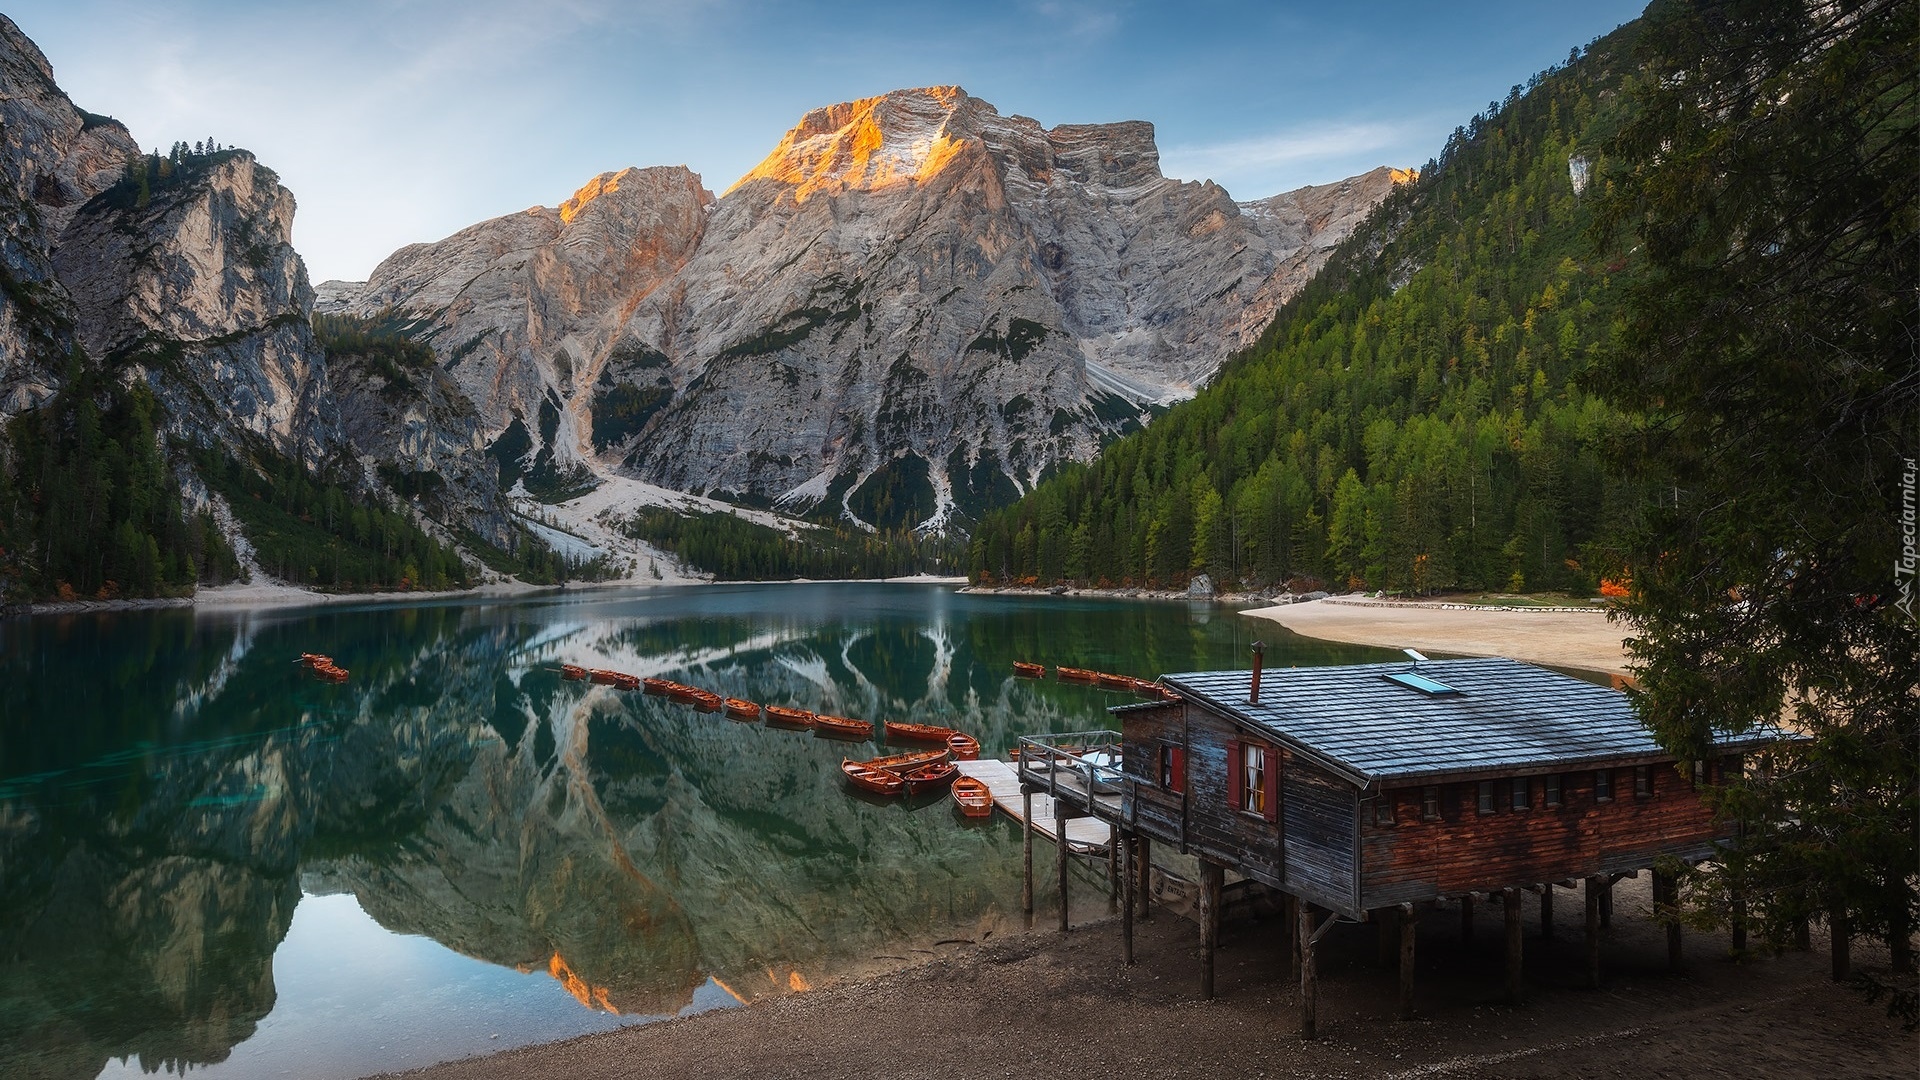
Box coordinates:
[970,29,1640,595]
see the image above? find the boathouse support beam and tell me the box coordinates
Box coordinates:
[1135,835,1152,921]
[1284,893,1300,979]
[1584,875,1603,989]
[1653,868,1681,970]
[1299,905,1340,1040]
[1121,831,1135,966]
[1198,860,1223,1000]
[1460,892,1475,944]
[1021,788,1034,920]
[1398,902,1417,1021]
[1107,822,1120,909]
[1503,887,1524,1005]
[1056,805,1071,933]
[1539,883,1554,940]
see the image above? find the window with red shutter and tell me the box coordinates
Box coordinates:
[1171,746,1186,794]
[1226,739,1242,809]
[1261,745,1280,822]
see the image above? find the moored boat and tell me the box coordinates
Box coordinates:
[812,714,873,740]
[642,677,674,695]
[311,661,349,682]
[863,748,949,774]
[666,682,698,702]
[1096,672,1134,691]
[1056,666,1097,683]
[560,663,587,681]
[946,731,980,761]
[884,720,956,744]
[764,705,815,728]
[952,776,992,817]
[688,689,724,711]
[724,698,761,721]
[1012,661,1045,678]
[896,760,958,794]
[296,653,333,668]
[841,758,905,796]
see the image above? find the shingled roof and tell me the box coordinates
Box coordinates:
[1146,657,1783,788]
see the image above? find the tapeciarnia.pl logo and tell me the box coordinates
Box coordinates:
[1898,457,1916,622]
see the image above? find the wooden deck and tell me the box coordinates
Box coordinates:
[956,759,1116,853]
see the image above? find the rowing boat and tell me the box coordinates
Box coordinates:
[724,698,761,721]
[946,731,980,761]
[812,714,873,740]
[560,663,587,681]
[952,777,992,817]
[1096,672,1134,691]
[841,758,905,796]
[1012,661,1045,678]
[642,677,674,694]
[1056,666,1097,683]
[896,760,958,794]
[688,689,723,711]
[863,748,948,774]
[884,720,955,744]
[764,705,815,728]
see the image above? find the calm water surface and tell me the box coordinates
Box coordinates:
[0,584,1393,1078]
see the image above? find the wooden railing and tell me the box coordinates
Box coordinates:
[1016,729,1125,813]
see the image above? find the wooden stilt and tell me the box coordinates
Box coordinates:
[1299,901,1319,1040]
[1285,892,1301,979]
[1654,869,1681,970]
[1731,890,1748,956]
[1199,861,1222,1000]
[1539,884,1554,940]
[1056,806,1071,933]
[1398,902,1417,1020]
[1830,898,1851,982]
[1599,878,1613,928]
[1021,788,1034,920]
[1121,830,1135,966]
[1584,875,1602,989]
[1136,835,1152,921]
[1377,907,1397,968]
[1461,893,1475,943]
[1107,822,1120,910]
[1503,887,1523,1005]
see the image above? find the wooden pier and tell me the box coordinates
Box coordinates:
[955,759,1112,853]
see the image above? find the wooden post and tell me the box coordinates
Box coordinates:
[1121,830,1135,966]
[1503,887,1523,1005]
[1654,869,1681,970]
[1599,878,1613,928]
[1584,875,1603,989]
[1056,805,1071,933]
[1285,892,1301,979]
[1398,902,1417,1020]
[1021,789,1034,920]
[1830,898,1851,982]
[1460,893,1475,944]
[1539,884,1554,940]
[1731,890,1748,956]
[1107,822,1120,910]
[1199,861,1223,1000]
[1299,901,1319,1040]
[1376,907,1398,968]
[1136,835,1152,921]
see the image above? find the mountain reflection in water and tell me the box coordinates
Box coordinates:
[0,584,1393,1078]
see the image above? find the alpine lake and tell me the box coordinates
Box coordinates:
[0,583,1399,1079]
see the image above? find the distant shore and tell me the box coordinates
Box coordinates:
[1243,596,1631,675]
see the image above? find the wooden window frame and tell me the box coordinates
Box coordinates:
[1477,780,1496,815]
[1544,773,1562,809]
[1225,738,1280,823]
[1594,768,1613,803]
[1634,764,1654,798]
[1373,794,1397,828]
[1421,785,1441,822]
[1509,775,1530,812]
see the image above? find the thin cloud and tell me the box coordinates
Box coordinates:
[1162,120,1414,179]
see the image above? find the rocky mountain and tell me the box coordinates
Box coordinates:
[327,87,1405,530]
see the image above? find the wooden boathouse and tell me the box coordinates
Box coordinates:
[1015,652,1784,1036]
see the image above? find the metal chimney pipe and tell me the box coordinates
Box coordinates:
[1249,640,1266,705]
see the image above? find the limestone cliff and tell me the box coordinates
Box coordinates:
[331,87,1406,530]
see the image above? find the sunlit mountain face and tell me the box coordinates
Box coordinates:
[0,584,1391,1077]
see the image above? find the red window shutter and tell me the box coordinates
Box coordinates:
[1262,746,1281,822]
[1226,739,1242,808]
[1171,747,1186,794]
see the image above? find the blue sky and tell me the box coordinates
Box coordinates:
[10,1,1646,283]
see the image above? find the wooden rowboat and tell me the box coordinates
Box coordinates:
[764,705,815,728]
[1096,672,1134,691]
[812,714,873,740]
[946,731,981,761]
[311,661,349,682]
[688,689,723,711]
[560,663,587,681]
[1012,661,1045,678]
[296,653,333,668]
[1057,666,1097,683]
[724,698,761,721]
[841,758,905,796]
[952,777,992,817]
[863,749,949,774]
[642,677,674,695]
[666,682,698,702]
[884,720,956,744]
[896,760,958,794]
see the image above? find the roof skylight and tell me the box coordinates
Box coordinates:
[1383,670,1461,696]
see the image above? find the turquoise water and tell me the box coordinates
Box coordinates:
[0,584,1393,1078]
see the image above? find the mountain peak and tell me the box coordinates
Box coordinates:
[726,86,980,201]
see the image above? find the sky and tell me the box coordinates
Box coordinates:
[10,0,1647,284]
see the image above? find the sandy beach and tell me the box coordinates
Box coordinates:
[376,875,1906,1080]
[1244,598,1634,676]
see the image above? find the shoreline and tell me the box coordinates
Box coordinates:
[1242,596,1632,675]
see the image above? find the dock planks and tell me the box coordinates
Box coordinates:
[955,759,1114,853]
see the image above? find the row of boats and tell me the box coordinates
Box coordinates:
[1013,661,1179,702]
[558,662,993,814]
[296,653,349,682]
